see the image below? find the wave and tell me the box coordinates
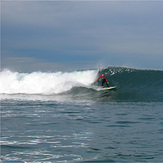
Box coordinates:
[97,67,163,102]
[0,69,98,94]
[0,67,163,102]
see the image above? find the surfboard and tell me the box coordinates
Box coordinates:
[103,86,117,90]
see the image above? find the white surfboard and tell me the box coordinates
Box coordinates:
[103,86,117,90]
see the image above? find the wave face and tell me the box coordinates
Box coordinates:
[0,67,163,102]
[97,67,163,102]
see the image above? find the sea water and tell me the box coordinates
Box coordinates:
[1,67,163,162]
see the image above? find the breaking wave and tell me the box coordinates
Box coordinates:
[0,67,163,102]
[0,69,98,94]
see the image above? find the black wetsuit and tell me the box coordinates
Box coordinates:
[101,78,109,87]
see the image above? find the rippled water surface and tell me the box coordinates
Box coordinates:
[1,99,163,162]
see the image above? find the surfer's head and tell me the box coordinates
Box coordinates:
[101,74,104,76]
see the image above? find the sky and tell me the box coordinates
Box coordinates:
[1,0,163,72]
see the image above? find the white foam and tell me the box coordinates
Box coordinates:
[0,69,98,95]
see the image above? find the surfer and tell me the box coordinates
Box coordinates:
[96,74,109,87]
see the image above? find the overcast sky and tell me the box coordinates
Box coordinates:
[1,1,163,72]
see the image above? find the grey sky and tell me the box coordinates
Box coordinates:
[1,1,163,72]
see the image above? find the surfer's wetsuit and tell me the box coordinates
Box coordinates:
[97,75,109,87]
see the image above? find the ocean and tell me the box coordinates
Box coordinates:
[1,67,163,162]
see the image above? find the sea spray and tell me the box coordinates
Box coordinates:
[0,69,98,94]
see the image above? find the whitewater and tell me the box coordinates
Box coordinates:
[0,69,98,95]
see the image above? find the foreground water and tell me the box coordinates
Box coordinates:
[1,67,163,162]
[1,99,163,162]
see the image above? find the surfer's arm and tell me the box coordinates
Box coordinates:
[96,75,102,81]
